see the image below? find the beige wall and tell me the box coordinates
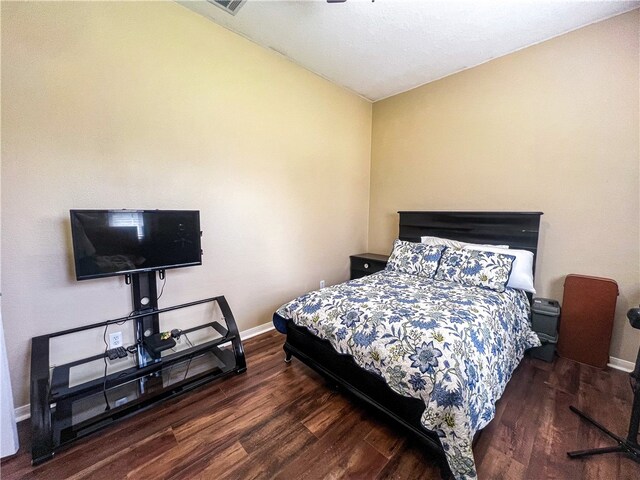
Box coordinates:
[370,10,640,363]
[1,1,372,406]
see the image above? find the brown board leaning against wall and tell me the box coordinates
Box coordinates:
[557,274,618,368]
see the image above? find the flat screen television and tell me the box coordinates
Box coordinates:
[70,210,202,280]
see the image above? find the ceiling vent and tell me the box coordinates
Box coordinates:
[207,0,247,16]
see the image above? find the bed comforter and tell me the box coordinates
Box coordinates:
[276,270,540,480]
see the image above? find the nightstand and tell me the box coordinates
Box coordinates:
[350,253,389,280]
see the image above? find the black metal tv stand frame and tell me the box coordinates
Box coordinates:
[30,271,246,465]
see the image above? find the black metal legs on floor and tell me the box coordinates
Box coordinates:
[567,405,640,461]
[567,308,640,463]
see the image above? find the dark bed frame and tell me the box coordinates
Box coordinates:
[277,211,543,476]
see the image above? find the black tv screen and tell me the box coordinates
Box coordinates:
[70,210,202,280]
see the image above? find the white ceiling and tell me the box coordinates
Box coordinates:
[179,0,639,101]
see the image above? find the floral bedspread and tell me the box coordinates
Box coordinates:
[276,270,540,480]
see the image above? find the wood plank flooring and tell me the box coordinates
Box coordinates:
[2,330,638,479]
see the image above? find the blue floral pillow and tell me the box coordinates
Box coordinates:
[386,240,445,278]
[434,247,472,283]
[436,247,515,292]
[458,250,515,292]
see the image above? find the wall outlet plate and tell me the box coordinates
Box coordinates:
[109,331,123,349]
[320,280,325,289]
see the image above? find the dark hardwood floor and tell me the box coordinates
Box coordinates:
[2,330,638,479]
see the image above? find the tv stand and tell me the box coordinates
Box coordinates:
[29,272,246,465]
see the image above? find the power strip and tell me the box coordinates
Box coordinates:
[106,347,128,360]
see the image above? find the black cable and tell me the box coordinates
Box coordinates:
[157,275,167,302]
[183,357,194,381]
[102,324,111,411]
[119,310,135,325]
[102,310,136,410]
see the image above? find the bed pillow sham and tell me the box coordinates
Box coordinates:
[458,250,515,292]
[465,245,536,293]
[386,239,445,278]
[421,235,510,250]
[435,247,515,292]
[433,247,472,283]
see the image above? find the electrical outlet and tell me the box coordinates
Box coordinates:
[320,280,325,289]
[109,331,123,349]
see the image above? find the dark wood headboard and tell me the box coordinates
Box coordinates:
[398,211,543,271]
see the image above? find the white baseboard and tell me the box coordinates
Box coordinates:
[15,404,30,423]
[239,321,275,341]
[14,321,276,422]
[608,356,635,373]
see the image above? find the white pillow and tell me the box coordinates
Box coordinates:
[421,235,510,250]
[464,244,536,294]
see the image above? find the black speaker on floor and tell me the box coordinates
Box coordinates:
[567,307,640,462]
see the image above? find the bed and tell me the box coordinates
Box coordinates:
[273,211,543,479]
